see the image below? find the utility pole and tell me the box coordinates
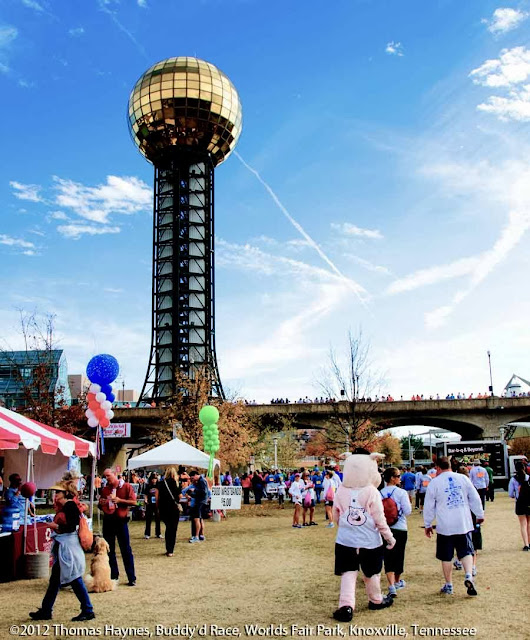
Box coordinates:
[272,435,279,469]
[487,350,494,397]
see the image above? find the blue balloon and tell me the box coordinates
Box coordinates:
[101,383,113,396]
[107,392,116,403]
[86,354,119,385]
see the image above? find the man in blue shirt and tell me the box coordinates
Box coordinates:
[311,470,323,503]
[400,467,416,504]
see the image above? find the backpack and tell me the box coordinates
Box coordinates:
[325,485,335,502]
[381,488,400,527]
[78,513,94,551]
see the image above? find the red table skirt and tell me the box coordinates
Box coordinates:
[0,522,54,582]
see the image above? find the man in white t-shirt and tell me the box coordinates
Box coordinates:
[423,457,484,597]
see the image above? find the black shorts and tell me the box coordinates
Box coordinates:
[384,529,408,575]
[471,527,482,551]
[325,500,334,507]
[303,499,315,509]
[436,532,474,562]
[335,543,384,578]
[515,500,530,516]
[189,504,208,519]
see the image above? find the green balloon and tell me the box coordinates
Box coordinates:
[199,405,219,425]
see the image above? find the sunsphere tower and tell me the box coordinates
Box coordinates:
[128,57,242,402]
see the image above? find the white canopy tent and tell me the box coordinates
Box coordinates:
[127,437,219,471]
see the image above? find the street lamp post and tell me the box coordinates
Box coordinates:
[408,432,412,467]
[487,350,494,397]
[272,436,278,470]
[122,380,125,405]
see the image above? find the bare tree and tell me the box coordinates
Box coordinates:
[316,329,387,455]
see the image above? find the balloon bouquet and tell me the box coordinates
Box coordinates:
[84,354,119,457]
[199,405,220,479]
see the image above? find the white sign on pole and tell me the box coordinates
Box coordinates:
[210,485,242,510]
[102,423,131,438]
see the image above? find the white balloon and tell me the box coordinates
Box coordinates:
[101,400,112,410]
[106,410,114,420]
[87,416,99,428]
[89,383,101,394]
[85,409,95,419]
[95,392,106,403]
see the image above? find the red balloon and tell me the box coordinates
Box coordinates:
[21,482,37,498]
[96,408,106,420]
[100,417,110,428]
[87,393,96,402]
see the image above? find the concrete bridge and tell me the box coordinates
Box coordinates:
[113,396,530,441]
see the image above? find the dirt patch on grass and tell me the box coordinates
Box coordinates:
[1,493,525,639]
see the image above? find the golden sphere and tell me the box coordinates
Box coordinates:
[128,57,242,167]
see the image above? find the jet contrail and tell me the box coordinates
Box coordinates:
[235,151,369,307]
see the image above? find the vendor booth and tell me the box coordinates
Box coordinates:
[0,407,96,581]
[127,437,219,471]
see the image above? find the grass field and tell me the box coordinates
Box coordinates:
[1,492,526,639]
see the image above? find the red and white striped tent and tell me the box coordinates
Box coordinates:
[0,406,95,489]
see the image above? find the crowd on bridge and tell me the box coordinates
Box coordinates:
[250,389,530,406]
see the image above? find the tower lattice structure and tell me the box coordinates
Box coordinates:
[127,57,242,402]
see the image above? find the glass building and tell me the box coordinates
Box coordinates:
[0,349,71,410]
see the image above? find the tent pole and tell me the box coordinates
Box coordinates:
[89,452,96,520]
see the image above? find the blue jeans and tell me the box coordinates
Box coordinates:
[103,515,136,583]
[41,556,93,614]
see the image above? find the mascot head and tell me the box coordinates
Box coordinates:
[342,451,385,489]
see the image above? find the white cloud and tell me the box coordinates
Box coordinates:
[483,8,528,34]
[217,238,367,298]
[10,181,44,203]
[424,206,530,328]
[48,210,69,221]
[470,47,530,121]
[398,158,530,327]
[346,255,392,276]
[386,256,481,295]
[137,0,147,6]
[236,152,369,306]
[0,234,35,250]
[0,25,18,73]
[21,0,44,11]
[68,27,85,37]
[470,47,530,88]
[331,222,383,240]
[56,224,121,239]
[477,85,530,121]
[17,79,35,88]
[53,175,151,224]
[385,41,404,57]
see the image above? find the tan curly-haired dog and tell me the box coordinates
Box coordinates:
[84,537,117,593]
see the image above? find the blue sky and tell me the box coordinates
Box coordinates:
[1,0,530,404]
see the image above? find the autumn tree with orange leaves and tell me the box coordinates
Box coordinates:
[159,367,256,469]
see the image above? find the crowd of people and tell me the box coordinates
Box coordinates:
[256,391,530,405]
[17,450,530,624]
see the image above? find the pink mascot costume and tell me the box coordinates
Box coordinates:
[332,452,396,622]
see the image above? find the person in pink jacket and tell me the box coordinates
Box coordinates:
[332,450,396,622]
